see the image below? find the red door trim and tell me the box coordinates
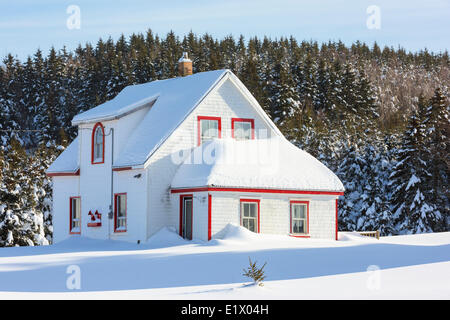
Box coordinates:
[179,194,193,239]
[208,194,212,241]
[335,199,339,241]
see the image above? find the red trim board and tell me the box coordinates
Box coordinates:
[48,169,80,177]
[171,187,343,196]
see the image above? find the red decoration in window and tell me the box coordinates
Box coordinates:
[87,210,102,227]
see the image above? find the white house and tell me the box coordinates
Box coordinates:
[47,53,345,244]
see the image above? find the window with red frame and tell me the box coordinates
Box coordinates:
[92,122,105,164]
[114,193,127,232]
[240,199,259,233]
[197,116,221,145]
[290,201,309,234]
[70,197,81,234]
[231,118,254,140]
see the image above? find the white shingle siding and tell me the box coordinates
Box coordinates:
[309,198,337,239]
[208,192,337,240]
[52,176,80,243]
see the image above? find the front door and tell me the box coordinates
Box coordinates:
[181,196,193,240]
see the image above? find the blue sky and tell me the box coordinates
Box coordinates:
[1,0,449,60]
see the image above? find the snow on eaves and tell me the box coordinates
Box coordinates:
[72,88,158,125]
[46,137,79,174]
[171,138,345,192]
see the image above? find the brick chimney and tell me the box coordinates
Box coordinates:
[178,52,193,76]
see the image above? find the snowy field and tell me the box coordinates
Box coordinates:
[0,225,449,299]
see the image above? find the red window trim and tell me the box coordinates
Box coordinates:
[208,194,212,241]
[197,116,222,146]
[69,196,81,235]
[179,194,194,238]
[231,118,255,140]
[290,200,309,235]
[114,193,127,233]
[171,187,344,196]
[91,122,105,164]
[239,199,260,233]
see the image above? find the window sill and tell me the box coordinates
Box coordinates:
[289,233,310,238]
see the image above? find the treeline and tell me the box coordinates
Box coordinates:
[0,30,448,246]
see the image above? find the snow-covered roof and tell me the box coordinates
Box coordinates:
[46,137,79,174]
[171,138,345,192]
[72,70,226,126]
[67,69,228,168]
[114,70,229,167]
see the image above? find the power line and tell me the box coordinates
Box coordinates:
[0,129,44,132]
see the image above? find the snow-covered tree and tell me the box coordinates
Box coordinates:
[389,103,439,233]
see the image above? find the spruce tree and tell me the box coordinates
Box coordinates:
[0,138,39,246]
[423,88,449,231]
[336,143,366,230]
[389,105,438,233]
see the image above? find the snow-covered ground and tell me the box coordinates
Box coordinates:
[0,225,449,299]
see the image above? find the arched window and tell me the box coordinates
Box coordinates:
[92,122,105,164]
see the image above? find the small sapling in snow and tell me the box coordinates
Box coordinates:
[242,257,267,286]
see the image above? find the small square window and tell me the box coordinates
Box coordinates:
[198,117,221,145]
[232,119,254,140]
